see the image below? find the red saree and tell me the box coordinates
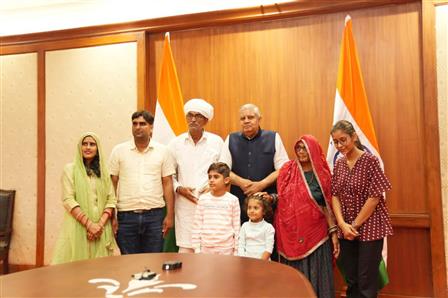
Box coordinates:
[275,135,332,260]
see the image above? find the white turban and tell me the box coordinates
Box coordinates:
[184,98,214,120]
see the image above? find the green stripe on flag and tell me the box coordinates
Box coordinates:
[162,206,178,252]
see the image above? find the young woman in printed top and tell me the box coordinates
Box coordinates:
[238,194,275,260]
[331,120,393,298]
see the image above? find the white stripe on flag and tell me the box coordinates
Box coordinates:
[152,100,176,145]
[327,90,381,171]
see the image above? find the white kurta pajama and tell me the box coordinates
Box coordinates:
[168,131,223,248]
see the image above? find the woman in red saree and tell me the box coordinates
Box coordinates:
[275,135,339,298]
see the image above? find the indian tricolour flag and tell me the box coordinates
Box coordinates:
[326,15,389,289]
[152,32,187,252]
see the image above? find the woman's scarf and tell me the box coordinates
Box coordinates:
[275,135,332,260]
[52,132,116,264]
[72,132,112,220]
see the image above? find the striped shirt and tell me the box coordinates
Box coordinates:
[191,192,240,254]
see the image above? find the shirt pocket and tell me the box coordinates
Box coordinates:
[203,147,221,162]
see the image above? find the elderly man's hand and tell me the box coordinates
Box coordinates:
[177,186,198,204]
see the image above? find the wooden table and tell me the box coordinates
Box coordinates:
[0,253,316,297]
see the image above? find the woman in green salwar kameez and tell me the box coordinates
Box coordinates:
[52,132,118,264]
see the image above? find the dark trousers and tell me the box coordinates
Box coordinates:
[117,208,164,254]
[339,238,383,298]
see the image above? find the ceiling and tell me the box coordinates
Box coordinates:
[0,0,291,36]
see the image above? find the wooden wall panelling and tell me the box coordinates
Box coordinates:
[44,42,138,264]
[36,50,46,267]
[137,31,149,109]
[147,33,157,114]
[421,1,447,297]
[1,31,144,268]
[148,2,434,297]
[149,2,425,213]
[390,213,430,228]
[385,228,433,297]
[354,2,425,214]
[435,3,448,297]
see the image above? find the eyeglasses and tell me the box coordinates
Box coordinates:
[186,113,206,120]
[295,145,307,152]
[332,136,350,146]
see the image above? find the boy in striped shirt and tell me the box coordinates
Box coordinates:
[191,162,240,255]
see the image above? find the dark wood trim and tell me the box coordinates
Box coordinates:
[7,264,37,274]
[421,1,447,297]
[337,290,433,298]
[36,50,46,267]
[0,32,141,55]
[389,213,430,228]
[339,286,435,298]
[378,294,432,298]
[137,32,148,109]
[0,0,417,47]
[147,34,157,114]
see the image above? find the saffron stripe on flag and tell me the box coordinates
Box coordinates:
[152,32,187,253]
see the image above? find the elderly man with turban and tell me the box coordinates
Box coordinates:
[168,98,224,253]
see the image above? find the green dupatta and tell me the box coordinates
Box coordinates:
[52,132,117,264]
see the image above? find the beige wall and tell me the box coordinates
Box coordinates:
[436,4,448,282]
[44,42,137,264]
[0,53,38,265]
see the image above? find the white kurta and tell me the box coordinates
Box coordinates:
[168,131,224,248]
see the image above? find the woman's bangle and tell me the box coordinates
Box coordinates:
[80,214,88,225]
[81,215,89,226]
[269,193,278,205]
[103,209,113,218]
[75,212,83,221]
[328,225,338,234]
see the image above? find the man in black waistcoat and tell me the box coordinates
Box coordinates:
[219,103,289,224]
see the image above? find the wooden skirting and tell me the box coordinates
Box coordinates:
[337,289,433,298]
[2,264,37,275]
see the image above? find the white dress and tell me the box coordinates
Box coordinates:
[237,219,275,259]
